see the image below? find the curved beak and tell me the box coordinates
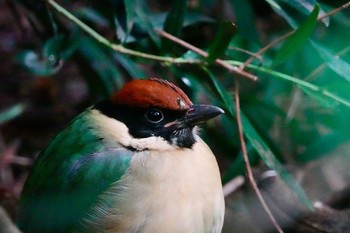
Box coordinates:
[182,104,224,127]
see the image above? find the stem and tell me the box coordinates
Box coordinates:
[234,80,284,233]
[156,30,258,81]
[241,1,350,69]
[47,0,192,64]
[47,0,257,81]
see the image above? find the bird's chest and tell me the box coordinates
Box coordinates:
[90,143,224,233]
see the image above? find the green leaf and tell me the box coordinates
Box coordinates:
[78,37,122,96]
[0,104,26,125]
[227,61,350,107]
[311,41,350,83]
[298,131,350,162]
[134,2,160,45]
[16,50,62,76]
[299,86,338,108]
[265,0,298,28]
[114,53,145,78]
[74,7,110,27]
[203,68,236,116]
[17,34,79,76]
[240,111,314,210]
[272,5,319,67]
[161,0,187,53]
[203,69,313,210]
[123,0,137,37]
[228,0,260,43]
[206,21,236,63]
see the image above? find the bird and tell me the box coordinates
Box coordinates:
[18,78,225,233]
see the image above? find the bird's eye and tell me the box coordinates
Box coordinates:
[145,109,164,123]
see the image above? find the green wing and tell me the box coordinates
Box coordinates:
[19,110,133,233]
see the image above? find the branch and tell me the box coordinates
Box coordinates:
[241,1,350,69]
[47,0,257,81]
[47,0,195,64]
[156,30,257,81]
[234,80,284,233]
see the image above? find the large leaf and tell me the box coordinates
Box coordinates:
[203,69,314,210]
[161,0,187,53]
[311,41,350,83]
[272,5,319,67]
[206,21,236,63]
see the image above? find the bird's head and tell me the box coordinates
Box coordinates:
[94,78,224,150]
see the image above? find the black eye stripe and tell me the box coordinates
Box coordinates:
[145,109,164,123]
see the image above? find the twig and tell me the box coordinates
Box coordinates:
[234,80,284,233]
[47,0,257,81]
[318,1,350,21]
[47,0,194,64]
[156,29,258,81]
[229,46,264,63]
[241,1,350,69]
[222,175,245,197]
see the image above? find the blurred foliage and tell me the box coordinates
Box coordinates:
[2,0,350,225]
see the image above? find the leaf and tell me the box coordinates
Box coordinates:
[74,7,110,27]
[203,68,236,116]
[234,62,350,107]
[265,0,327,28]
[78,37,122,96]
[298,131,350,162]
[203,69,313,210]
[134,2,160,45]
[161,0,187,53]
[228,0,260,42]
[206,21,236,63]
[281,0,329,26]
[311,41,350,82]
[114,53,145,78]
[0,104,26,125]
[299,86,338,108]
[272,5,319,67]
[123,0,137,37]
[265,0,298,28]
[240,111,314,210]
[16,50,62,76]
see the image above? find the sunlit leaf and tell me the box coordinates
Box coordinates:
[311,41,350,82]
[272,5,319,66]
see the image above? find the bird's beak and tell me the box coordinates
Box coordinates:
[182,104,224,127]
